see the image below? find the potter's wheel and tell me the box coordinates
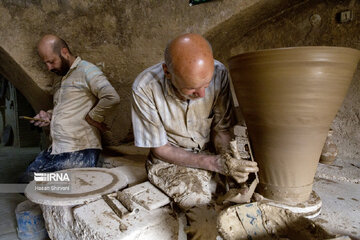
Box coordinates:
[25,167,127,206]
[261,191,322,218]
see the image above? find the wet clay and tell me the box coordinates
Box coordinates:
[25,168,128,206]
[42,169,120,198]
[146,158,212,209]
[228,47,360,203]
[217,203,336,240]
[259,204,334,240]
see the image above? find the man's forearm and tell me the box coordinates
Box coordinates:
[151,143,220,172]
[89,87,120,122]
[212,130,232,154]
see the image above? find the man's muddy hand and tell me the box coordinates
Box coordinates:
[216,153,259,184]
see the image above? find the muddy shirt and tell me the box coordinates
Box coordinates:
[131,60,233,152]
[50,57,120,154]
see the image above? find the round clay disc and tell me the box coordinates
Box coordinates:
[25,167,127,206]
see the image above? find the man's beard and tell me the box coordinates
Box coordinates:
[51,55,70,76]
[180,92,200,100]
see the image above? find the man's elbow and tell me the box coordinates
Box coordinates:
[112,92,121,105]
[150,144,169,159]
[150,147,162,159]
[104,93,120,108]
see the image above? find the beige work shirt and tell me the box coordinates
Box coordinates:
[131,60,234,152]
[50,57,120,154]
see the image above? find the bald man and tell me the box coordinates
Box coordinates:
[22,35,120,181]
[131,33,258,211]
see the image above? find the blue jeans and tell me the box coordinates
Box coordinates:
[22,147,101,182]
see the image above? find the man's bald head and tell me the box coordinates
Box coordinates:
[37,34,72,57]
[37,34,74,76]
[163,33,215,100]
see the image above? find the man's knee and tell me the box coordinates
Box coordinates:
[147,161,214,210]
[176,190,212,210]
[57,149,100,169]
[151,172,213,210]
[25,149,51,173]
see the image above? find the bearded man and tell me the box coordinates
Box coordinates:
[23,34,120,181]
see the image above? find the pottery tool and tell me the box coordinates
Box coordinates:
[233,139,259,199]
[102,194,126,219]
[19,116,50,123]
[219,140,259,203]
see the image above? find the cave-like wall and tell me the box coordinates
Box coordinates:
[1,0,357,160]
[0,46,52,112]
[0,0,303,144]
[207,0,360,160]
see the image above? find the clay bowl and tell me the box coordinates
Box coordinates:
[228,47,360,203]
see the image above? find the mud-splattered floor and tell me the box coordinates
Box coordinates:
[313,158,360,239]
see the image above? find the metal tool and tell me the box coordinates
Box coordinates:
[220,140,259,203]
[230,139,259,182]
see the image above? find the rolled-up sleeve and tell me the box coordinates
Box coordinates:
[85,66,120,123]
[131,86,167,148]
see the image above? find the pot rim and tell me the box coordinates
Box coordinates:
[228,46,360,63]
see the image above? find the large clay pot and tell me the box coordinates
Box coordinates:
[228,47,360,203]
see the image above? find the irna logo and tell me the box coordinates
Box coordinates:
[34,172,70,182]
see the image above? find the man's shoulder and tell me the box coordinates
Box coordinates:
[214,60,228,73]
[213,60,229,87]
[76,59,104,81]
[132,63,164,92]
[77,59,95,68]
[77,60,103,75]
